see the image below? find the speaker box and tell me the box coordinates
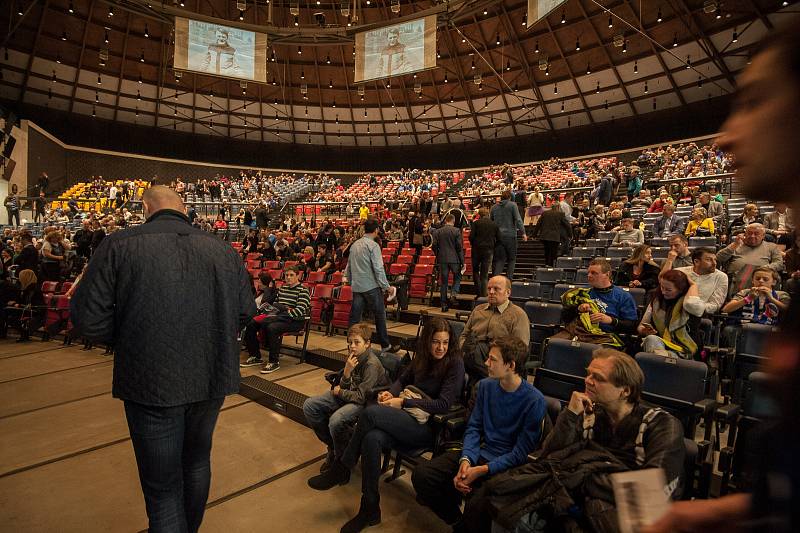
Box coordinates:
[2,135,15,158]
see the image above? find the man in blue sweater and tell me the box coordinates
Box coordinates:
[412,337,546,532]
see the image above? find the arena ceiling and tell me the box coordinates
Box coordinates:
[0,0,795,147]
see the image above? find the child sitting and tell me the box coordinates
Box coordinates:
[302,323,388,474]
[722,266,791,325]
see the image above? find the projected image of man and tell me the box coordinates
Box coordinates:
[201,28,240,75]
[378,28,409,77]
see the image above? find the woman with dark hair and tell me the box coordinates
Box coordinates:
[310,317,465,533]
[2,269,45,341]
[637,269,704,359]
[613,244,661,290]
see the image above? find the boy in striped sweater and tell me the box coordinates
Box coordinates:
[242,265,310,374]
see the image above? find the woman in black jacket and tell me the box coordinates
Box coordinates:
[2,269,45,341]
[614,244,661,291]
[308,317,465,533]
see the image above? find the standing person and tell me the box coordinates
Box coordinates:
[525,186,544,227]
[433,213,464,312]
[491,190,527,280]
[469,208,500,297]
[254,202,269,230]
[33,191,46,224]
[533,203,571,267]
[344,218,393,353]
[648,20,800,533]
[3,183,20,227]
[70,186,255,533]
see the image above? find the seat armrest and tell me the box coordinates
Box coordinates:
[693,398,717,416]
[445,416,467,432]
[715,402,741,422]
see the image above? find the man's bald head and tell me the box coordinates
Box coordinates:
[142,186,185,218]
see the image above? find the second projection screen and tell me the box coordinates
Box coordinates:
[354,15,437,84]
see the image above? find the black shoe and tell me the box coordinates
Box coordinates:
[340,500,381,533]
[319,452,335,473]
[441,304,449,312]
[307,461,350,490]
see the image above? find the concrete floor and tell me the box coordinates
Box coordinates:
[0,338,449,533]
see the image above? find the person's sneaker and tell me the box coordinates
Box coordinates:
[260,362,281,374]
[240,357,263,367]
[386,286,397,303]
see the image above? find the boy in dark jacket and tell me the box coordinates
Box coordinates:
[303,323,388,475]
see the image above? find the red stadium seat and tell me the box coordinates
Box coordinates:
[385,241,400,249]
[305,271,327,286]
[44,295,70,336]
[267,269,283,280]
[58,281,73,294]
[382,254,394,266]
[246,253,260,261]
[284,261,299,269]
[263,261,281,270]
[41,281,58,294]
[247,268,260,279]
[420,248,435,257]
[396,255,414,264]
[331,285,353,329]
[246,259,261,269]
[409,264,435,300]
[418,255,436,265]
[389,263,409,277]
[400,248,416,257]
[329,271,344,285]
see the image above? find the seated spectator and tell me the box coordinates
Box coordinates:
[614,244,661,291]
[590,205,607,237]
[696,191,725,225]
[239,265,310,373]
[13,230,39,274]
[637,270,704,358]
[676,186,694,206]
[654,203,687,237]
[727,203,762,241]
[212,214,228,231]
[313,243,335,273]
[460,276,530,380]
[412,337,546,533]
[311,318,465,533]
[716,223,784,294]
[630,189,653,209]
[40,230,71,282]
[763,203,795,247]
[610,218,645,247]
[242,228,259,254]
[722,267,790,325]
[304,323,387,479]
[1,269,45,342]
[707,182,725,204]
[660,234,693,270]
[647,190,674,213]
[669,247,729,315]
[684,207,715,237]
[256,271,278,305]
[555,258,638,348]
[485,349,685,533]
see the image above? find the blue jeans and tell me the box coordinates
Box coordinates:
[124,397,224,533]
[439,262,462,305]
[493,232,519,280]
[341,404,434,506]
[302,391,364,460]
[349,287,390,349]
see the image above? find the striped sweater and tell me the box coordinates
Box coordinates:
[276,283,311,320]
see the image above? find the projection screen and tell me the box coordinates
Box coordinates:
[354,15,437,84]
[526,0,567,30]
[174,17,268,83]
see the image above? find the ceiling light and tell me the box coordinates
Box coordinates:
[104,30,109,44]
[108,6,114,17]
[622,39,627,53]
[52,70,57,82]
[436,48,440,59]
[329,79,333,88]
[634,60,638,73]
[92,106,96,117]
[554,83,558,94]
[586,63,591,75]
[444,74,448,83]
[137,90,141,100]
[496,33,500,46]
[596,81,600,93]
[672,34,678,47]
[483,8,488,15]
[575,38,580,51]
[179,0,185,6]
[644,81,648,94]
[62,30,68,41]
[300,69,304,79]
[561,11,565,24]
[326,54,331,64]
[686,55,691,68]
[471,58,475,69]
[698,76,703,88]
[97,75,102,85]
[239,10,244,20]
[560,101,564,113]
[545,65,549,76]
[332,98,336,107]
[608,15,613,28]
[506,60,510,71]
[294,16,299,26]
[270,50,276,62]
[732,29,738,43]
[657,7,662,22]
[138,73,143,84]
[56,52,61,63]
[522,14,527,27]
[534,41,539,53]
[144,25,149,38]
[298,46,302,55]
[68,1,74,13]
[140,51,145,62]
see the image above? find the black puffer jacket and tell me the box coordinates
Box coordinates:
[71,209,256,407]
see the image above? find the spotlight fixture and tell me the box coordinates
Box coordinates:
[561,11,565,24]
[732,29,738,43]
[108,6,114,17]
[332,98,336,108]
[329,79,333,88]
[644,81,649,94]
[92,106,96,117]
[560,101,564,113]
[483,8,488,15]
[506,60,510,71]
[514,83,518,92]
[52,70,57,82]
[534,41,539,53]
[104,30,109,44]
[496,33,500,46]
[436,48,440,59]
[97,75,102,85]
[657,7,662,22]
[62,30,67,41]
[634,60,638,74]
[270,50,276,62]
[608,15,613,28]
[294,16,299,26]
[140,51,145,62]
[522,14,527,27]
[672,34,678,47]
[137,90,141,101]
[68,1,74,13]
[545,65,549,76]
[326,54,331,64]
[596,81,600,93]
[300,69,305,79]
[586,62,591,75]
[471,58,475,70]
[575,38,580,51]
[622,39,627,53]
[138,73,143,84]
[698,76,703,88]
[144,25,149,38]
[554,83,558,94]
[686,55,691,68]
[444,74,448,83]
[239,10,244,20]
[298,46,302,55]
[56,52,61,63]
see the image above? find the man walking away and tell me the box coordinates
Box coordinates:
[344,218,394,352]
[433,213,464,312]
[469,209,500,297]
[491,190,528,280]
[71,186,255,533]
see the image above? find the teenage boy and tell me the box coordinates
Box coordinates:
[303,323,388,476]
[722,267,791,325]
[411,337,546,533]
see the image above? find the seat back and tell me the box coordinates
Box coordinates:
[511,281,541,302]
[524,301,563,325]
[605,247,633,258]
[635,352,707,404]
[542,338,598,377]
[534,267,565,283]
[738,323,776,356]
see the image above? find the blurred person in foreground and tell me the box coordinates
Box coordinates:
[71,186,255,533]
[646,18,800,533]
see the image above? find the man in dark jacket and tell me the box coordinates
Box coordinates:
[72,219,94,258]
[13,230,39,274]
[254,203,269,229]
[469,209,500,297]
[433,213,464,312]
[534,204,571,267]
[490,190,527,280]
[70,186,255,533]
